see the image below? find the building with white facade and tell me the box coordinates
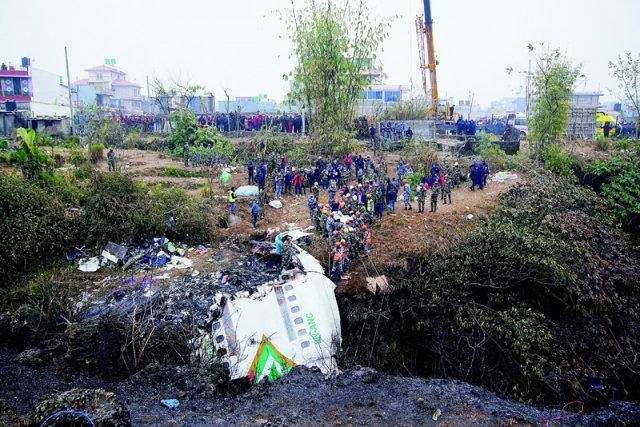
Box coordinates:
[73,63,143,114]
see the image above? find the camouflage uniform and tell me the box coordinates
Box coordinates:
[443,178,452,204]
[417,186,427,213]
[430,182,440,213]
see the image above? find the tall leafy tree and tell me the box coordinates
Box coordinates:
[528,44,581,152]
[285,0,391,154]
[609,52,640,138]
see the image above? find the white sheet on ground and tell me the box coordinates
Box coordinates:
[235,185,260,197]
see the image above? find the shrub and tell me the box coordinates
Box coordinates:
[159,167,206,178]
[89,143,105,164]
[0,138,9,150]
[541,143,576,179]
[340,172,640,405]
[0,173,70,279]
[586,148,640,232]
[10,128,51,179]
[124,132,140,149]
[594,135,610,151]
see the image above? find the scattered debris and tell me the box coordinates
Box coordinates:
[196,235,341,383]
[491,171,518,183]
[366,275,390,294]
[78,257,101,272]
[102,242,128,262]
[30,388,131,427]
[165,256,193,270]
[432,408,442,421]
[160,399,180,409]
[466,214,474,220]
[268,200,283,209]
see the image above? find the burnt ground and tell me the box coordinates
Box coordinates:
[2,348,638,426]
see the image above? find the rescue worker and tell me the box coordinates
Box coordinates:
[362,225,371,256]
[228,187,237,215]
[107,148,116,172]
[453,162,462,188]
[307,195,317,222]
[328,182,337,205]
[312,182,320,200]
[183,143,190,167]
[417,184,426,213]
[248,160,255,184]
[251,199,260,228]
[332,241,345,276]
[281,236,294,272]
[430,180,440,213]
[275,232,284,268]
[443,175,452,204]
[274,170,283,198]
[402,179,412,210]
[481,160,490,188]
[326,212,335,239]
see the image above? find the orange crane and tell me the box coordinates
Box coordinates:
[416,0,449,120]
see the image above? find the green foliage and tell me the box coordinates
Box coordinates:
[285,0,391,155]
[10,128,50,179]
[473,133,520,171]
[529,45,582,149]
[400,142,438,177]
[341,172,639,405]
[125,132,141,149]
[81,111,125,147]
[594,135,610,151]
[587,144,640,231]
[0,173,69,279]
[166,110,233,161]
[0,138,9,150]
[381,97,428,120]
[159,167,206,178]
[89,143,105,164]
[540,143,576,180]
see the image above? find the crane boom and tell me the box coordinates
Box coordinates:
[423,0,439,109]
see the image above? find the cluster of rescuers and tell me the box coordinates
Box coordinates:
[228,153,491,279]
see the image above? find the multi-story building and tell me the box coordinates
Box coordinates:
[73,63,144,114]
[357,58,408,116]
[0,58,73,137]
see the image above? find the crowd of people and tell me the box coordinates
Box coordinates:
[204,113,307,133]
[230,152,491,280]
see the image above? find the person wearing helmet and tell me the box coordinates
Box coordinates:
[326,212,335,239]
[403,179,413,210]
[328,181,337,205]
[362,224,371,256]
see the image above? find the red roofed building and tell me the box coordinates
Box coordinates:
[72,63,143,114]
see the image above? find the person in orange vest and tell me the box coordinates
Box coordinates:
[332,241,345,275]
[362,225,371,256]
[228,187,236,215]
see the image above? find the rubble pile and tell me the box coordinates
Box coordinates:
[30,388,131,427]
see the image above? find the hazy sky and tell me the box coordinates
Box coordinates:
[3,0,639,107]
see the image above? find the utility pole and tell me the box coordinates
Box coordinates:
[64,46,74,135]
[526,59,532,121]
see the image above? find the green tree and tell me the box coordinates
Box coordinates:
[11,128,50,179]
[285,0,391,155]
[528,44,581,153]
[609,52,640,138]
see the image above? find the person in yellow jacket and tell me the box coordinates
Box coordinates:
[228,187,236,215]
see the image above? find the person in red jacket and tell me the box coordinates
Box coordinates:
[293,172,304,197]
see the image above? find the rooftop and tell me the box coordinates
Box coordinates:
[85,64,125,74]
[111,79,142,88]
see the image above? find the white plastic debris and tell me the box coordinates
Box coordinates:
[268,200,283,209]
[467,214,474,220]
[101,250,119,264]
[165,256,194,270]
[235,185,260,197]
[78,257,101,272]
